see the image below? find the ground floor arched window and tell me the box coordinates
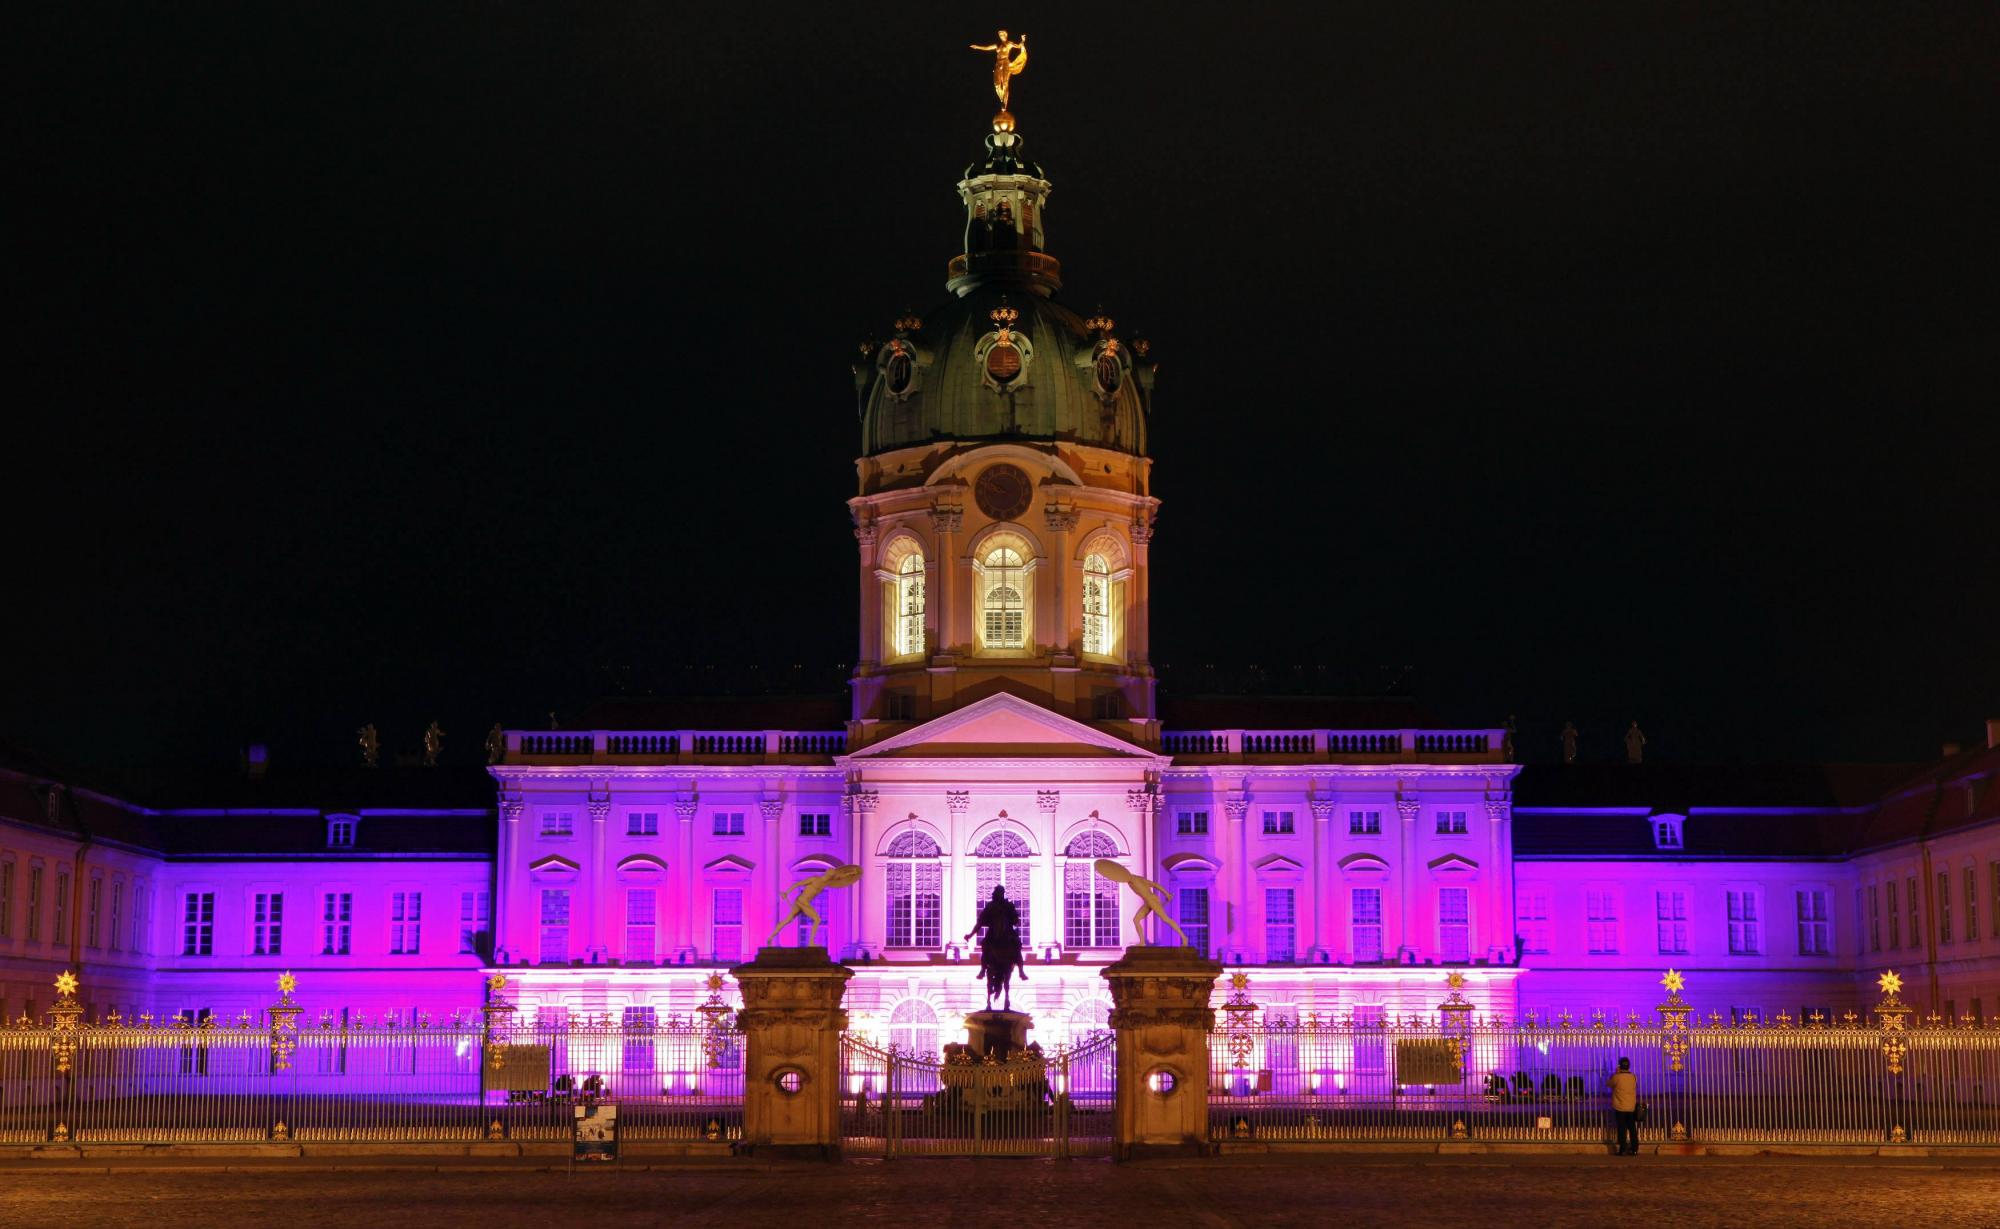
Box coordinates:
[1062,831,1121,948]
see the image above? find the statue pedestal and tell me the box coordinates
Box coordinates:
[1102,945,1223,1160]
[964,1009,1032,1060]
[730,946,854,1159]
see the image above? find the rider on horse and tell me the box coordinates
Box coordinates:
[966,885,1027,1010]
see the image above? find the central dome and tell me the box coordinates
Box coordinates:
[855,122,1153,458]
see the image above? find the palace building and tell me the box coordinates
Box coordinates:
[3,101,1997,1051]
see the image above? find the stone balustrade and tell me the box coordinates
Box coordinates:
[509,729,848,764]
[1160,728,1504,763]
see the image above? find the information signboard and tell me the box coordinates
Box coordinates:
[573,1102,618,1163]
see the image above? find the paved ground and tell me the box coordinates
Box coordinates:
[7,1155,2000,1228]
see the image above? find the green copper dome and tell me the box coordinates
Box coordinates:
[855,124,1154,458]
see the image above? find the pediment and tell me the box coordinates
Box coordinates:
[844,691,1160,760]
[704,854,755,875]
[616,854,668,875]
[1338,852,1392,876]
[1162,852,1219,874]
[1254,854,1305,877]
[1428,853,1480,874]
[529,854,580,874]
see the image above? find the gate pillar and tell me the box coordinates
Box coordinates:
[1102,946,1223,1159]
[732,946,854,1159]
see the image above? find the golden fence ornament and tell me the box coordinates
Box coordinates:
[1221,971,1260,1074]
[49,970,84,1076]
[268,971,302,1073]
[1657,969,1693,1072]
[1876,969,1913,1077]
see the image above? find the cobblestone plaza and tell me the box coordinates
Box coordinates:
[9,1156,2000,1229]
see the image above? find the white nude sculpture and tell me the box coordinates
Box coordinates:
[1093,858,1190,946]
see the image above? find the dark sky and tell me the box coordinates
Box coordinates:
[10,3,1997,779]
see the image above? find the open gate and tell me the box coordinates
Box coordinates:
[839,1031,1115,1156]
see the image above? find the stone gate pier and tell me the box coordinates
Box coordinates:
[1103,946,1224,1159]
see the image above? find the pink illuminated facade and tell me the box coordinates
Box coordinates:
[3,109,1997,1046]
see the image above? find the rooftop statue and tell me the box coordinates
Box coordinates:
[1560,721,1579,764]
[1625,721,1647,765]
[422,721,445,767]
[484,723,505,765]
[970,29,1028,118]
[966,885,1027,1010]
[356,723,379,768]
[767,864,861,949]
[1094,859,1190,947]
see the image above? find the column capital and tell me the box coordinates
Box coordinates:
[1308,795,1335,824]
[1038,789,1064,815]
[587,792,611,824]
[499,794,524,823]
[1130,518,1155,545]
[758,797,785,824]
[1485,795,1511,823]
[848,789,880,815]
[1043,504,1079,534]
[1396,796,1421,824]
[945,790,971,816]
[1223,797,1249,824]
[929,502,964,534]
[674,792,699,822]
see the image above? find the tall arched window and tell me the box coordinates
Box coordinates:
[884,829,943,949]
[980,544,1027,649]
[1081,552,1113,657]
[889,997,940,1058]
[895,552,925,657]
[973,829,1034,946]
[1063,831,1122,948]
[881,537,926,661]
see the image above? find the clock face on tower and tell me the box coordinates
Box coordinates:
[974,463,1033,522]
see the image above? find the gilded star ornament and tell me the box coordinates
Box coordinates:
[1878,970,1903,997]
[1444,970,1467,991]
[1661,969,1685,995]
[54,970,79,998]
[1229,971,1251,993]
[486,973,508,992]
[277,971,298,997]
[705,972,727,994]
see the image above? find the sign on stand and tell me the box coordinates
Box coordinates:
[571,1102,619,1168]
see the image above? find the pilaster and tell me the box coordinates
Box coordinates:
[586,791,610,964]
[1396,792,1420,964]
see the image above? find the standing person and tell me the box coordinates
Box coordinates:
[1609,1057,1640,1155]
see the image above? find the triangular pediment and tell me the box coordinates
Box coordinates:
[845,691,1160,760]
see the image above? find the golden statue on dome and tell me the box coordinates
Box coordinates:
[970,29,1028,125]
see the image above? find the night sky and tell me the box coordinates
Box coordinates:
[11,4,1997,781]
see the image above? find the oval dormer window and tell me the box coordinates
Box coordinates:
[986,343,1023,385]
[885,347,913,395]
[1094,351,1122,396]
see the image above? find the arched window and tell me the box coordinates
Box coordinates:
[884,829,943,949]
[889,997,940,1058]
[1063,831,1122,949]
[1081,552,1113,657]
[1068,995,1113,1039]
[973,829,1034,947]
[980,544,1027,649]
[880,538,926,661]
[895,552,925,658]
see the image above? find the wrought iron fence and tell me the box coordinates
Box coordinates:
[1209,1007,2000,1146]
[839,1032,1116,1156]
[2,1009,745,1145]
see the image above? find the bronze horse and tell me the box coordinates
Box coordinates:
[966,885,1027,1010]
